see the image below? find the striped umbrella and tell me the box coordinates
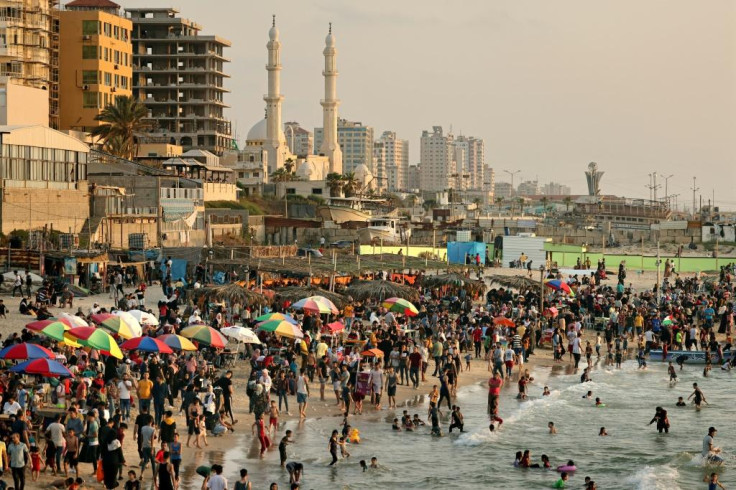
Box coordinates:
[544,280,574,295]
[58,312,89,328]
[292,296,339,315]
[112,311,143,336]
[91,313,139,340]
[255,312,298,325]
[221,326,262,344]
[180,325,227,349]
[26,320,70,332]
[0,343,55,360]
[120,336,173,354]
[66,327,123,359]
[127,309,160,326]
[257,320,304,339]
[156,334,197,351]
[381,297,419,316]
[35,322,70,342]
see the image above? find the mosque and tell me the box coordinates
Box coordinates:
[240,17,373,189]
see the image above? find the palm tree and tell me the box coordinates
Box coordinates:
[564,196,573,212]
[326,172,344,197]
[284,158,295,174]
[517,197,525,215]
[342,172,359,197]
[270,168,300,182]
[495,196,504,214]
[90,95,149,160]
[540,197,549,215]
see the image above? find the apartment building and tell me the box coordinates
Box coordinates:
[419,126,455,192]
[315,118,373,175]
[374,130,408,192]
[127,7,233,155]
[58,0,132,131]
[284,121,313,158]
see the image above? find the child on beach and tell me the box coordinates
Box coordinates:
[338,436,350,459]
[269,400,279,435]
[31,445,42,480]
[124,471,141,490]
[279,430,292,467]
[391,418,402,431]
[64,428,79,477]
[615,349,622,368]
[668,362,677,386]
[428,401,441,436]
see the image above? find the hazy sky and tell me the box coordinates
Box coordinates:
[123,0,736,208]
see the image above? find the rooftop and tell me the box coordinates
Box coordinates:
[66,0,120,8]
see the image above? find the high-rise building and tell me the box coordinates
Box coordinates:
[127,7,233,155]
[314,118,373,175]
[374,131,408,192]
[372,140,386,192]
[284,122,313,158]
[517,180,540,196]
[483,165,495,201]
[453,135,485,191]
[407,164,420,191]
[58,0,132,132]
[419,126,455,192]
[542,182,571,195]
[494,181,514,199]
[0,0,57,126]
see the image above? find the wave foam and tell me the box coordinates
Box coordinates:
[623,465,680,490]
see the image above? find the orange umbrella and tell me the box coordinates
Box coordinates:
[360,348,384,358]
[493,316,516,327]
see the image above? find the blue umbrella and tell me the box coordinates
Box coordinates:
[9,358,73,377]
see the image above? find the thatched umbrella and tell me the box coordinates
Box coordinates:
[487,274,539,291]
[345,280,420,302]
[422,273,486,295]
[275,286,346,308]
[195,283,269,307]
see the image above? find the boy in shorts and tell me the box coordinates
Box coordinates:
[279,430,292,467]
[63,428,79,477]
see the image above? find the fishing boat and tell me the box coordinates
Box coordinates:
[358,217,411,245]
[649,349,733,364]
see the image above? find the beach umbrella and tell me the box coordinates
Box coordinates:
[324,321,345,334]
[275,286,346,307]
[180,325,227,349]
[292,296,339,315]
[66,327,123,359]
[95,316,138,340]
[381,297,419,317]
[544,280,574,295]
[221,326,261,344]
[9,358,73,378]
[58,312,89,328]
[0,343,55,360]
[120,337,173,354]
[157,334,197,351]
[35,322,70,342]
[360,348,384,358]
[257,320,304,339]
[113,311,144,336]
[255,312,298,325]
[493,316,516,327]
[126,310,160,326]
[27,319,78,332]
[543,307,559,318]
[662,315,676,326]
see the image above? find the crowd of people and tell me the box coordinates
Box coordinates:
[0,258,730,489]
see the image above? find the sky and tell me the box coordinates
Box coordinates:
[122,0,736,209]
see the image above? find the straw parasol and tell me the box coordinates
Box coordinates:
[195,283,269,307]
[276,286,346,308]
[487,274,539,291]
[422,273,486,294]
[344,280,419,302]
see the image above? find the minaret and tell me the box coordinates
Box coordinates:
[320,22,343,174]
[264,15,284,175]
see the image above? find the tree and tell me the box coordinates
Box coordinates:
[473,197,482,207]
[326,172,344,197]
[564,196,573,211]
[270,168,300,182]
[284,158,295,174]
[342,172,359,197]
[495,196,504,214]
[406,194,418,207]
[540,197,549,215]
[90,95,149,160]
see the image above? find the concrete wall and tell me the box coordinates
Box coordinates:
[0,84,49,126]
[95,218,157,249]
[1,184,89,234]
[202,182,237,202]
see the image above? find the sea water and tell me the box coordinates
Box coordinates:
[179,360,734,489]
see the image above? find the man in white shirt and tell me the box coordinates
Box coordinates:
[206,464,228,490]
[45,413,65,472]
[2,395,21,415]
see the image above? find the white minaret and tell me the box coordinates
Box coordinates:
[264,15,285,175]
[319,23,343,174]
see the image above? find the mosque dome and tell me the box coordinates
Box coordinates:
[246,118,286,144]
[354,163,372,186]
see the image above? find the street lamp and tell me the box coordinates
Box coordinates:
[503,169,521,192]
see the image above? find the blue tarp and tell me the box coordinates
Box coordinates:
[447,241,486,265]
[160,258,188,283]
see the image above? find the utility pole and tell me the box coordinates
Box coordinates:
[661,174,673,209]
[503,169,521,193]
[691,176,699,217]
[645,173,660,203]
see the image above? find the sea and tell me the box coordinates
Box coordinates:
[179,360,734,489]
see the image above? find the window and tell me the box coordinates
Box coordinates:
[103,23,111,37]
[113,26,119,39]
[104,72,111,86]
[82,20,98,35]
[82,45,97,59]
[83,91,98,108]
[286,188,296,195]
[312,188,323,195]
[103,47,110,61]
[81,70,97,84]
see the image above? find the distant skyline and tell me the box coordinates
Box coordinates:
[122,0,736,208]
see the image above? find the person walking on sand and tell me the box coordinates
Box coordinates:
[252,413,271,457]
[296,369,309,419]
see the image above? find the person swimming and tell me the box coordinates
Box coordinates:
[391,418,401,431]
[543,386,551,396]
[676,397,686,407]
[541,454,551,469]
[595,397,604,407]
[599,427,608,436]
[582,390,593,399]
[548,421,557,434]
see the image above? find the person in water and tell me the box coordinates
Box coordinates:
[676,397,686,407]
[702,427,723,464]
[519,449,540,468]
[554,471,569,488]
[513,451,522,467]
[704,472,726,490]
[668,361,678,386]
[594,397,604,407]
[599,427,608,436]
[541,454,551,469]
[543,386,551,396]
[582,390,593,399]
[548,422,557,434]
[688,383,708,408]
[391,418,401,431]
[648,406,670,433]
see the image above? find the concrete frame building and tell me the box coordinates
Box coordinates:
[315,118,373,176]
[0,0,58,126]
[58,0,132,132]
[419,126,455,192]
[284,121,312,158]
[374,131,408,192]
[126,7,233,155]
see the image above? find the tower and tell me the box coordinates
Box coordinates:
[319,23,343,174]
[264,15,285,174]
[585,161,604,197]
